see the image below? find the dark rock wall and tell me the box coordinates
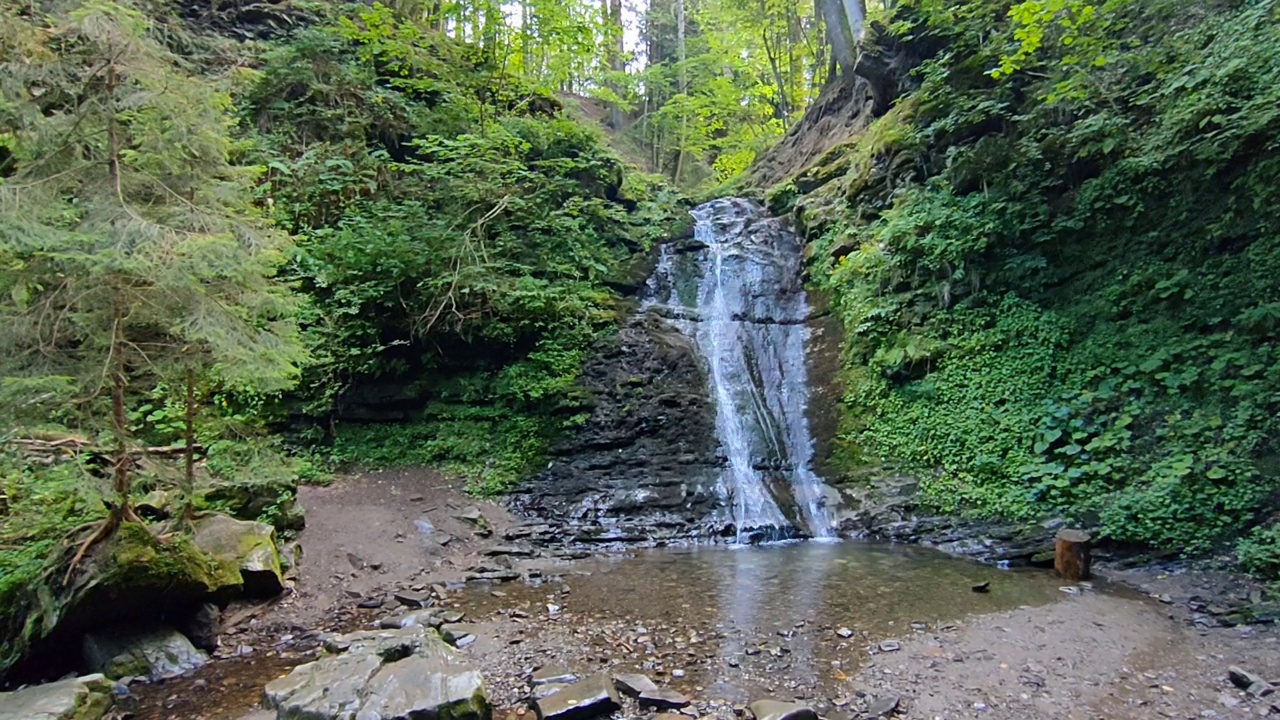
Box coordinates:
[507,314,726,535]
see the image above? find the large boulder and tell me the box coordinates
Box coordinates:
[264,626,489,720]
[193,514,284,596]
[0,674,112,720]
[82,625,207,680]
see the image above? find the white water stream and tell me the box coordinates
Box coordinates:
[642,198,835,541]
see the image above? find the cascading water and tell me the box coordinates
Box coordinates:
[642,198,836,542]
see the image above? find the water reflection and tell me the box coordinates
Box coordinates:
[467,541,1068,700]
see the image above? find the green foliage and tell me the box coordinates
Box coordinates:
[806,0,1280,563]
[239,6,672,483]
[0,454,104,674]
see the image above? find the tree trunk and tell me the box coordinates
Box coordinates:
[1054,529,1093,582]
[674,0,687,183]
[817,0,857,75]
[184,364,196,494]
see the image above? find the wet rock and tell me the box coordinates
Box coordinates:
[192,513,284,596]
[358,598,385,609]
[613,673,659,697]
[535,673,621,720]
[82,626,208,680]
[639,688,692,710]
[533,667,579,686]
[265,625,488,720]
[864,695,900,718]
[0,674,113,720]
[748,699,818,720]
[505,315,723,536]
[971,582,990,593]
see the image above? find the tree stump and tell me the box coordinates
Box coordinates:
[1055,529,1092,581]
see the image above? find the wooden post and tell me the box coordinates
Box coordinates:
[1055,529,1092,581]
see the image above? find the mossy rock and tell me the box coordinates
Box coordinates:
[0,673,113,720]
[192,514,284,597]
[95,523,242,600]
[197,476,304,532]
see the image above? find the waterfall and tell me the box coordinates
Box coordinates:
[642,198,836,542]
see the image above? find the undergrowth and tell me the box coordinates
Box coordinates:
[798,0,1280,567]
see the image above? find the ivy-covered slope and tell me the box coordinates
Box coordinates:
[244,6,684,492]
[771,0,1280,568]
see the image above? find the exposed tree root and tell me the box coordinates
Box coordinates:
[60,505,144,586]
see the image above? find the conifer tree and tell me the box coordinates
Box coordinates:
[0,0,306,560]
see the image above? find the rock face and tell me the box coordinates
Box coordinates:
[264,625,489,720]
[192,513,285,596]
[0,674,112,720]
[508,313,724,537]
[82,626,207,680]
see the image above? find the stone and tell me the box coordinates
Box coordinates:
[0,674,113,720]
[1230,666,1271,691]
[82,626,208,681]
[534,684,571,701]
[877,641,900,652]
[182,602,221,651]
[865,695,900,718]
[533,667,580,686]
[394,590,433,608]
[835,627,854,638]
[748,700,818,720]
[535,673,621,720]
[265,626,488,720]
[639,688,691,710]
[484,545,537,557]
[466,570,521,582]
[379,611,443,630]
[192,513,284,596]
[441,624,479,648]
[613,673,658,697]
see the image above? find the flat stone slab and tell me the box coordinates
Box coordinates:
[265,626,489,720]
[749,700,818,720]
[638,688,690,710]
[0,675,112,720]
[483,545,537,557]
[532,667,579,686]
[612,673,658,697]
[535,673,620,720]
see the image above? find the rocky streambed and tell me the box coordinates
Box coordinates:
[8,469,1280,720]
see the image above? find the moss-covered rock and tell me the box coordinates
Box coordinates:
[192,513,285,597]
[0,673,112,720]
